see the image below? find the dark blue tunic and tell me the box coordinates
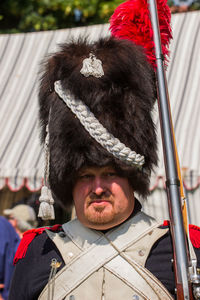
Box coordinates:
[0,217,20,300]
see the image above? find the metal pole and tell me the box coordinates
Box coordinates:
[148,0,190,298]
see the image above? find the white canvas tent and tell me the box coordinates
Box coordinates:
[0,11,200,224]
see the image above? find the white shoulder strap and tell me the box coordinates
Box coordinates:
[104,249,173,300]
[39,212,164,300]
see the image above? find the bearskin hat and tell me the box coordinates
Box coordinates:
[38,37,157,210]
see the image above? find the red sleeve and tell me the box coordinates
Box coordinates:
[162,220,200,248]
[189,224,200,249]
[14,224,62,264]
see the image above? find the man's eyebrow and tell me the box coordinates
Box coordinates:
[77,169,91,175]
[103,166,116,171]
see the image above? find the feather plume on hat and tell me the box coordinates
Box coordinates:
[110,0,172,69]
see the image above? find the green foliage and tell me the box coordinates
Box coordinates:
[190,0,200,10]
[1,0,199,33]
[0,0,123,33]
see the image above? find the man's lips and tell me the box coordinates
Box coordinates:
[89,199,111,206]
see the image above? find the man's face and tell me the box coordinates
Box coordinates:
[7,215,17,229]
[72,166,135,230]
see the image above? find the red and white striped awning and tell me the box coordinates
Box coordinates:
[150,10,200,192]
[0,12,200,193]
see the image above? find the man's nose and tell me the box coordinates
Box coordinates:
[91,176,105,195]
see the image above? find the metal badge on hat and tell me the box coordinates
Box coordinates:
[80,53,104,78]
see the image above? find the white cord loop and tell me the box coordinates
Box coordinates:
[54,80,145,168]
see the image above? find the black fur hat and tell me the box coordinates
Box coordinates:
[38,37,157,210]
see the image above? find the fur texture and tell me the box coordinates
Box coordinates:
[39,37,157,209]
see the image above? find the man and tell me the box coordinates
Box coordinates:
[8,1,200,298]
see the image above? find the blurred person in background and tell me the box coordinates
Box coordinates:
[0,204,37,299]
[3,204,38,239]
[0,216,20,300]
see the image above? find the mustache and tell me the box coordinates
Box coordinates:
[88,191,112,203]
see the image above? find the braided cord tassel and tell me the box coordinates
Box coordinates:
[38,124,55,220]
[54,80,145,168]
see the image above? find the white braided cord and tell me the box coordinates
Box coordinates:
[54,80,145,168]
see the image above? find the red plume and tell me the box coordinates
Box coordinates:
[109,0,172,69]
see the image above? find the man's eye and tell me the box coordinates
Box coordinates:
[106,172,117,177]
[79,174,92,179]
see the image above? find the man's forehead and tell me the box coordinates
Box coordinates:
[78,165,116,174]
